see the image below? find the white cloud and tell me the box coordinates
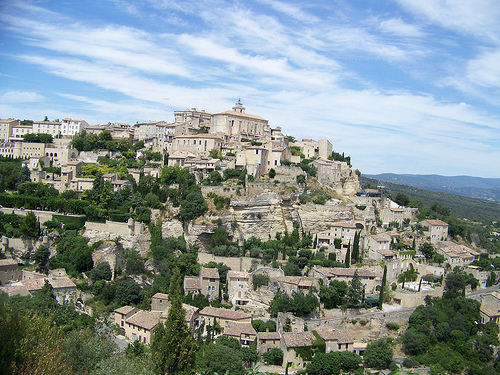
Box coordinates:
[0,91,45,103]
[378,18,425,38]
[396,0,500,43]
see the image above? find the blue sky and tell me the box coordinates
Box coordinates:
[1,0,500,178]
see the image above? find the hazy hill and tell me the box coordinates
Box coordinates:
[360,176,500,223]
[364,173,500,201]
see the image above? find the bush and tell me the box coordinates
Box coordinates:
[386,322,400,331]
[262,348,283,365]
[403,358,420,368]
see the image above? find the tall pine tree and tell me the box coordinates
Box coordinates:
[151,268,196,375]
[351,231,360,263]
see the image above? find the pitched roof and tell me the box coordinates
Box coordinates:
[184,276,201,291]
[126,310,162,330]
[200,267,220,279]
[214,110,267,121]
[199,306,252,321]
[115,305,138,315]
[258,331,281,340]
[48,276,76,289]
[227,271,249,279]
[314,324,353,344]
[161,303,198,322]
[0,259,18,267]
[282,332,316,348]
[423,219,449,226]
[224,321,257,337]
[152,292,169,300]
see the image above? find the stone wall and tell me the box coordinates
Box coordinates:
[85,219,145,237]
[197,253,255,272]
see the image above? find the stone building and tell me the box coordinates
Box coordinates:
[421,219,449,244]
[211,101,270,141]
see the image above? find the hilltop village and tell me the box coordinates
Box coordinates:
[0,102,499,374]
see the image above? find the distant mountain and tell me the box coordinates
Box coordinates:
[364,173,500,201]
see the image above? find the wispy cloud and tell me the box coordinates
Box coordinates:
[0,91,45,103]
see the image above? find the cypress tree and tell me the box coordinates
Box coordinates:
[351,231,360,263]
[378,265,387,310]
[151,268,196,375]
[345,241,351,268]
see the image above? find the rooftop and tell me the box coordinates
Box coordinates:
[199,306,252,321]
[282,332,316,348]
[126,310,162,330]
[200,267,220,279]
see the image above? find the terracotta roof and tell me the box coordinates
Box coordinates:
[353,342,368,349]
[282,332,316,348]
[298,279,313,287]
[258,331,281,340]
[224,321,257,337]
[228,271,249,279]
[200,267,220,279]
[199,306,252,321]
[184,276,201,291]
[126,310,162,330]
[0,283,30,297]
[423,219,448,226]
[115,305,138,315]
[315,324,353,343]
[21,278,46,292]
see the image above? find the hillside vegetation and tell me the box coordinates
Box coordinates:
[361,176,500,223]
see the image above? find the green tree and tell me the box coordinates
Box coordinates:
[179,186,208,223]
[419,242,435,260]
[210,227,229,248]
[393,193,410,207]
[344,245,351,268]
[151,268,196,375]
[344,271,364,307]
[20,211,40,238]
[89,262,112,282]
[115,279,142,306]
[378,265,387,310]
[319,280,348,309]
[34,245,50,273]
[351,231,360,263]
[209,148,224,160]
[268,168,276,179]
[262,347,283,365]
[195,342,244,375]
[363,338,393,369]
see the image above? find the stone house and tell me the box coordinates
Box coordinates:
[421,219,449,244]
[114,305,139,331]
[480,290,500,324]
[210,101,270,142]
[151,292,199,328]
[271,276,319,296]
[227,270,250,306]
[122,310,162,345]
[257,331,281,355]
[223,321,257,346]
[435,241,479,268]
[312,158,342,187]
[281,331,316,370]
[0,118,19,142]
[198,306,252,336]
[172,134,223,157]
[314,324,353,353]
[183,267,220,301]
[0,259,21,285]
[310,267,379,293]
